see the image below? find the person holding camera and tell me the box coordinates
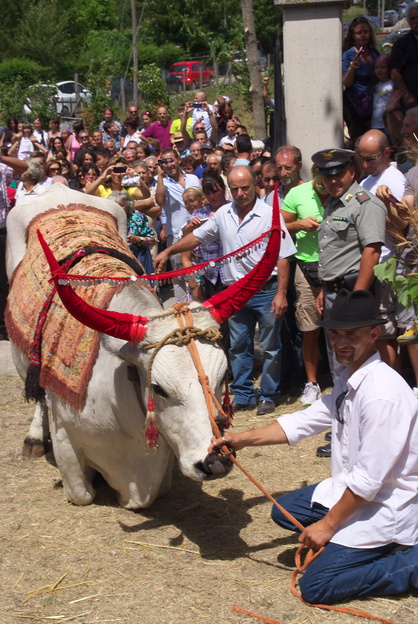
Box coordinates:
[83,155,150,201]
[154,148,200,302]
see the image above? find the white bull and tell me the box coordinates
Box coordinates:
[6,184,280,509]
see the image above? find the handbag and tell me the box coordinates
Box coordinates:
[297,260,322,289]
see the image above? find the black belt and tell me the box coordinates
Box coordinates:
[323,272,360,293]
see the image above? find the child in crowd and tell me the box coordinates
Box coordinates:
[371,55,393,135]
[181,187,206,301]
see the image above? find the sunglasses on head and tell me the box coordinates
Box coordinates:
[142,111,151,116]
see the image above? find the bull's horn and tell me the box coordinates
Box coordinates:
[203,184,282,324]
[37,230,148,343]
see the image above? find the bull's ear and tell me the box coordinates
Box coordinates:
[203,184,282,324]
[37,229,149,343]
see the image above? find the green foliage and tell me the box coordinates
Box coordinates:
[0,83,28,122]
[136,63,169,109]
[0,59,51,89]
[82,58,114,131]
[11,0,72,67]
[374,257,418,309]
[229,50,252,109]
[25,85,59,125]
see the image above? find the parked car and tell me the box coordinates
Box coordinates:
[23,81,91,118]
[232,50,268,72]
[111,69,182,104]
[384,10,399,26]
[169,61,213,90]
[161,68,183,93]
[381,28,410,53]
[397,3,407,17]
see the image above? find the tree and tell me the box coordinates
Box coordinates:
[240,0,266,138]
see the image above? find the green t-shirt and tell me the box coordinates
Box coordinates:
[281,181,324,263]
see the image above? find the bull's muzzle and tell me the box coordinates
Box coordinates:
[197,451,234,480]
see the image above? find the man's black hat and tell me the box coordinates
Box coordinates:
[311,148,354,176]
[317,289,386,329]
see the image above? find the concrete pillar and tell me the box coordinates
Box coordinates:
[274,0,346,179]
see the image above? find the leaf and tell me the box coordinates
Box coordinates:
[373,256,397,286]
[392,274,411,308]
[407,274,418,306]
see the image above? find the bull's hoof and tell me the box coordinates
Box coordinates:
[22,437,49,458]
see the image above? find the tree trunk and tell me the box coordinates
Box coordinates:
[130,0,138,107]
[240,0,266,139]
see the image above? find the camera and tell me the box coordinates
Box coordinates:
[158,157,174,165]
[192,103,201,109]
[114,165,127,173]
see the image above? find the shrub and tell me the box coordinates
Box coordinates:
[0,58,51,89]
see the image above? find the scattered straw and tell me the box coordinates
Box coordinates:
[126,540,201,555]
[19,569,91,606]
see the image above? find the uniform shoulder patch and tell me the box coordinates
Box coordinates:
[355,191,370,204]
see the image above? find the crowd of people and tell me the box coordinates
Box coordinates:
[2,9,418,608]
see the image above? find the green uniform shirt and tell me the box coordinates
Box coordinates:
[317,182,386,282]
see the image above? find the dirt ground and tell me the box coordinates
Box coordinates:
[1,341,417,624]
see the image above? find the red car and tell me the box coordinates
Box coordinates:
[170,61,213,90]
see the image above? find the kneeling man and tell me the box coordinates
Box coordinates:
[211,289,418,605]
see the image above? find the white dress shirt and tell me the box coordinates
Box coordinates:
[193,197,296,285]
[279,352,418,548]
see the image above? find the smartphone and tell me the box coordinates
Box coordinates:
[198,218,209,226]
[192,102,201,108]
[114,165,127,173]
[387,194,400,205]
[358,46,365,54]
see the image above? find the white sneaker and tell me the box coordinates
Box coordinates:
[301,382,321,406]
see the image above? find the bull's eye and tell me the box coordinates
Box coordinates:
[151,383,169,399]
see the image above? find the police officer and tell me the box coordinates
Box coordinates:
[312,149,386,454]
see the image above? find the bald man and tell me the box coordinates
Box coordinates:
[155,166,296,415]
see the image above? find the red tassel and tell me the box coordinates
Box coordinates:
[145,396,158,449]
[222,386,234,427]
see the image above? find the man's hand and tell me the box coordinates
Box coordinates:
[299,217,320,232]
[271,292,288,318]
[209,431,247,454]
[316,288,325,315]
[154,249,170,272]
[404,93,417,108]
[299,517,335,551]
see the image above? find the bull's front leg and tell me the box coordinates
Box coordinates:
[48,411,96,506]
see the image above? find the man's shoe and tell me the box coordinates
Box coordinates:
[231,401,254,413]
[397,322,418,344]
[300,382,321,406]
[316,442,331,458]
[324,431,332,442]
[256,400,276,416]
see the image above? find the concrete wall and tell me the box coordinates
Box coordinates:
[275,1,345,179]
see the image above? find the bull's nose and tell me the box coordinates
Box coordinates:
[195,452,234,480]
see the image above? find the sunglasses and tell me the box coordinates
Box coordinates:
[142,111,151,116]
[335,390,348,424]
[357,151,383,163]
[49,167,61,172]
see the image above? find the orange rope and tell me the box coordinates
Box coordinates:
[172,303,398,624]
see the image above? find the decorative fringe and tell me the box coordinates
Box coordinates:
[25,362,46,402]
[144,396,159,449]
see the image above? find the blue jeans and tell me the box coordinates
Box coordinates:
[272,484,418,604]
[228,280,283,405]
